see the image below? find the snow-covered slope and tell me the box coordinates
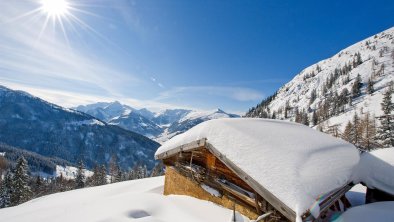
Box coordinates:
[0,86,160,170]
[75,102,239,143]
[246,27,394,132]
[156,108,240,143]
[55,165,94,180]
[75,101,135,122]
[0,176,249,222]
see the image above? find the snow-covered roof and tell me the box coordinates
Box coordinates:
[155,118,360,218]
[352,148,394,195]
[333,201,394,222]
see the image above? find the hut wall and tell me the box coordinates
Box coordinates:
[164,166,259,219]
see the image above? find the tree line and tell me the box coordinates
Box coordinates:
[0,155,164,209]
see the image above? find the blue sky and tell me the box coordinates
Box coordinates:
[0,0,393,113]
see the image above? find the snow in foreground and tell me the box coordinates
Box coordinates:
[0,176,249,222]
[333,201,394,222]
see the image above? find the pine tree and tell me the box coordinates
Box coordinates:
[33,176,43,196]
[11,156,32,206]
[361,112,377,151]
[91,165,101,186]
[351,74,362,98]
[301,111,309,126]
[75,160,85,189]
[99,165,107,185]
[376,87,394,147]
[0,171,12,208]
[367,78,374,94]
[342,121,353,143]
[109,155,121,183]
[352,113,362,147]
[309,89,317,104]
[312,110,318,126]
[150,162,164,177]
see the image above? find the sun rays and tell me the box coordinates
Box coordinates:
[4,0,107,48]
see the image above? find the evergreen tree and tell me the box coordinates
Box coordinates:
[109,155,121,183]
[309,89,317,104]
[33,176,43,196]
[352,113,362,147]
[99,165,107,185]
[75,160,85,189]
[361,112,377,151]
[0,171,12,208]
[11,156,32,206]
[351,74,362,98]
[150,162,164,177]
[137,165,147,179]
[367,78,374,94]
[342,121,353,143]
[301,111,309,126]
[91,165,101,186]
[312,110,318,126]
[376,87,394,147]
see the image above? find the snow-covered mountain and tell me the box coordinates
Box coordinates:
[156,109,240,143]
[75,103,239,143]
[0,86,160,170]
[246,27,394,134]
[75,101,135,122]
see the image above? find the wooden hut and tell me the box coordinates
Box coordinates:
[155,119,360,222]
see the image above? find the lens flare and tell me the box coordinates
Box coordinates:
[40,0,70,17]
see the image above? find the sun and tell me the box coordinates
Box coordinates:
[40,0,70,17]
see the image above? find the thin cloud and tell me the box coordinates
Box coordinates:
[156,86,264,102]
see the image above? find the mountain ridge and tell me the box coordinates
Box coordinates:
[74,102,240,143]
[245,27,394,146]
[0,85,160,170]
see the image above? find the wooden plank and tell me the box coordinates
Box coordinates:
[205,142,296,222]
[155,138,207,160]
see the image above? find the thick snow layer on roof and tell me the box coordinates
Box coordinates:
[345,184,366,207]
[352,148,394,195]
[333,201,394,222]
[155,118,360,216]
[0,176,250,222]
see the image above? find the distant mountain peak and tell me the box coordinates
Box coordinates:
[75,102,239,143]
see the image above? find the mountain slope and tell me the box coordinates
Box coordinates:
[0,143,72,175]
[246,27,394,136]
[157,109,240,143]
[0,86,160,170]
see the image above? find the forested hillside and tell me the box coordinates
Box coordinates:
[246,27,394,150]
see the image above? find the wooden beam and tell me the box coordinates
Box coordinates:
[155,138,207,160]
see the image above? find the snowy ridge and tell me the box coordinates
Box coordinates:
[75,102,239,143]
[246,27,394,132]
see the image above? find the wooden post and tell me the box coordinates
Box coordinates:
[254,192,262,215]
